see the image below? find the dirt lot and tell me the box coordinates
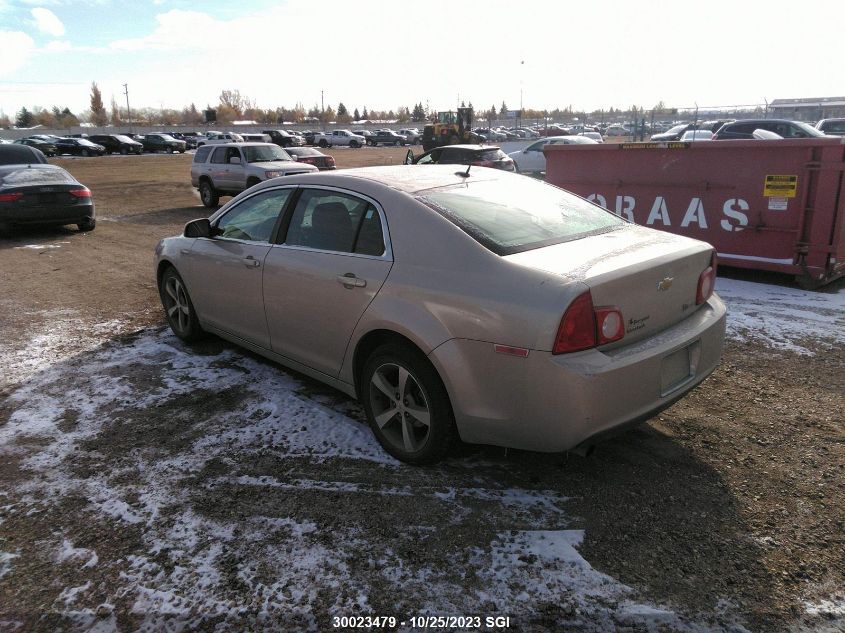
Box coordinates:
[0,150,843,632]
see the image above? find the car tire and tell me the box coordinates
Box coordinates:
[361,343,456,464]
[318,139,329,148]
[159,267,204,342]
[120,146,128,155]
[367,139,375,147]
[80,149,89,157]
[77,217,96,232]
[350,140,360,148]
[199,180,219,208]
[246,177,261,188]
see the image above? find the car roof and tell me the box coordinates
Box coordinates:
[252,164,506,195]
[436,144,500,151]
[205,142,278,148]
[0,144,48,165]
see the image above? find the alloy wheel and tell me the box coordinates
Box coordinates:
[369,362,431,453]
[163,275,191,334]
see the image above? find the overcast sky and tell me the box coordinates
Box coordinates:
[1,0,843,119]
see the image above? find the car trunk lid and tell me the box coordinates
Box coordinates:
[504,225,714,348]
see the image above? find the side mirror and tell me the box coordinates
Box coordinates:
[184,217,213,238]
[404,149,414,165]
[229,156,241,164]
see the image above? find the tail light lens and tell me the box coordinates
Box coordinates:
[0,192,23,202]
[69,188,91,198]
[696,252,717,305]
[326,156,336,166]
[553,291,625,354]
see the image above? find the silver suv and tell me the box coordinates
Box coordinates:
[191,142,318,207]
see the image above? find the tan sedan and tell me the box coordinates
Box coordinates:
[155,166,726,464]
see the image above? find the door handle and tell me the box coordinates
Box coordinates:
[243,255,261,268]
[337,273,366,288]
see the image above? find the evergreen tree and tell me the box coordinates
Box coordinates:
[15,107,34,128]
[90,81,107,126]
[362,106,369,119]
[337,102,348,116]
[353,107,360,120]
[499,101,508,116]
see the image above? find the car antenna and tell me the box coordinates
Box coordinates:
[457,164,471,178]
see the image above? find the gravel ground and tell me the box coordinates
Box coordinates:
[0,152,843,632]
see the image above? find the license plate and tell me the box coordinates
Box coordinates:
[661,345,692,395]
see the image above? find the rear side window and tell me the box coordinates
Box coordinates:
[194,145,213,163]
[420,177,624,255]
[284,189,384,255]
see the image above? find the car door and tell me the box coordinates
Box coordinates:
[263,187,393,378]
[183,187,295,349]
[520,139,550,172]
[209,146,234,190]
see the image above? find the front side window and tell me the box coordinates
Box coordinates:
[419,178,624,255]
[214,188,293,242]
[284,189,384,255]
[211,147,228,164]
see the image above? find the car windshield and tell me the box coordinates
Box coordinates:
[794,121,825,137]
[78,139,98,146]
[666,124,688,134]
[419,178,624,255]
[244,145,292,162]
[157,134,178,141]
[113,135,135,143]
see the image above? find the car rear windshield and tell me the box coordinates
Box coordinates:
[0,166,75,187]
[479,149,507,160]
[419,178,624,255]
[113,135,135,143]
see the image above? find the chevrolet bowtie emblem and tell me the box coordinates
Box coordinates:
[657,277,674,291]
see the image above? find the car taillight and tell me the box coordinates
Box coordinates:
[0,192,23,202]
[69,188,91,198]
[326,156,336,166]
[696,252,717,305]
[553,291,625,354]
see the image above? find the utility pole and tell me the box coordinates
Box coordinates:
[123,83,131,132]
[321,90,325,130]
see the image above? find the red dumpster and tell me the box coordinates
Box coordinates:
[544,138,845,287]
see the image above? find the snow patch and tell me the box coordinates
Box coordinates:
[717,277,845,355]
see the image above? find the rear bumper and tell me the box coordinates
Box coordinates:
[429,294,726,452]
[0,202,95,226]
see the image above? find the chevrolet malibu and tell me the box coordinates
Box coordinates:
[155,166,726,464]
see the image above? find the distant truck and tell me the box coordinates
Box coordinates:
[367,129,408,146]
[312,130,366,148]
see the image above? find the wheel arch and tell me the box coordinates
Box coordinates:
[351,329,434,400]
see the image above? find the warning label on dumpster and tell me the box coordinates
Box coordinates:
[768,197,789,211]
[764,175,798,198]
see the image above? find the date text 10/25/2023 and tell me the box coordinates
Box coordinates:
[332,615,512,629]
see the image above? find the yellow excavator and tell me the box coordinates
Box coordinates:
[422,107,477,151]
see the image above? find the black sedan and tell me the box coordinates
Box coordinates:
[54,138,106,157]
[141,133,186,153]
[284,147,336,170]
[404,144,515,171]
[14,137,57,157]
[0,146,95,232]
[88,134,143,155]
